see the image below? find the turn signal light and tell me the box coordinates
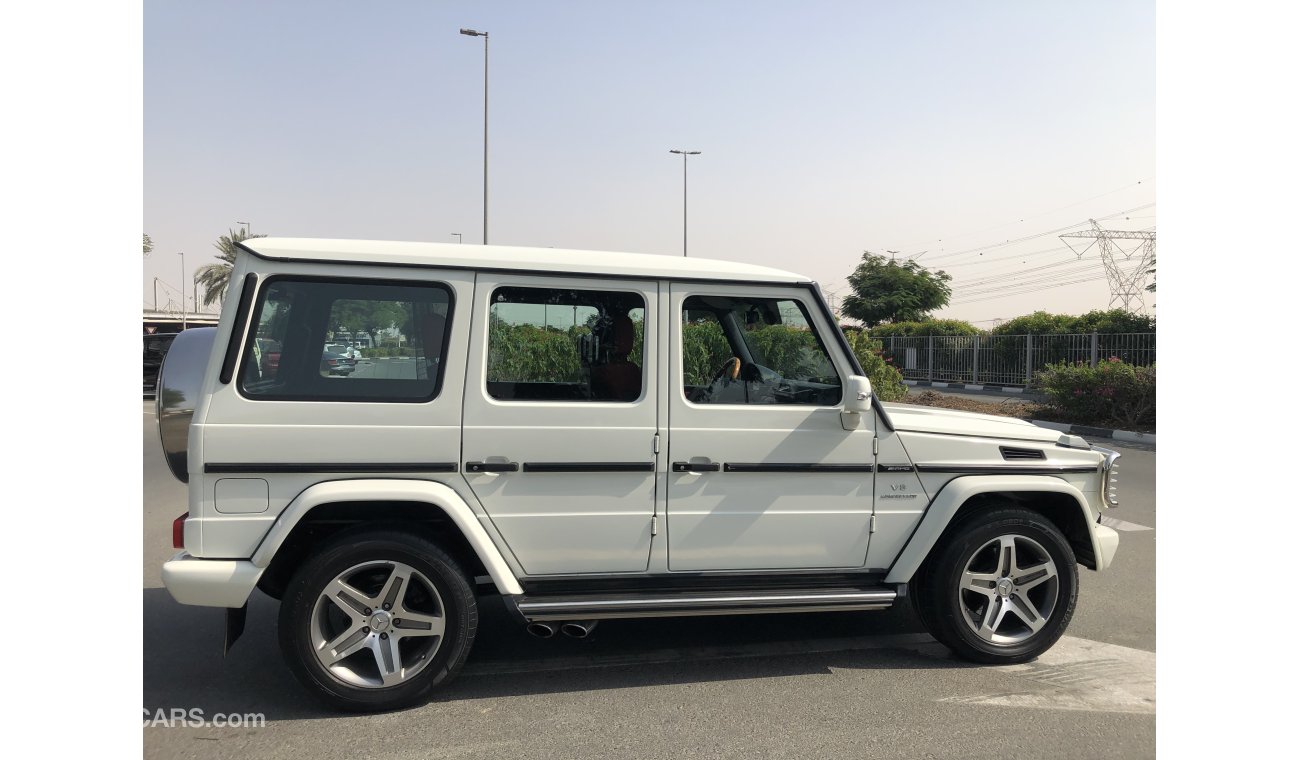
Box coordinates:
[172,512,188,549]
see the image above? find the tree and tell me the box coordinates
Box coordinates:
[143,233,154,256]
[194,228,267,307]
[1145,257,1156,293]
[841,252,951,327]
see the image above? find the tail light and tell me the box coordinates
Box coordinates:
[172,512,188,549]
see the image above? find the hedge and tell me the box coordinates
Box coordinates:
[1033,358,1156,427]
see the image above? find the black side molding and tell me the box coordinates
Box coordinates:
[914,464,1098,475]
[205,462,458,474]
[522,462,655,473]
[723,463,874,473]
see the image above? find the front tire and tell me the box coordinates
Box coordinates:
[916,507,1078,664]
[278,530,477,711]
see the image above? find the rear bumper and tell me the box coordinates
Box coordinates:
[1093,523,1120,571]
[161,551,263,608]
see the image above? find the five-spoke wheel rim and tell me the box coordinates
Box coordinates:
[958,534,1059,646]
[309,560,447,689]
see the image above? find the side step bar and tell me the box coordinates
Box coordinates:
[514,587,897,622]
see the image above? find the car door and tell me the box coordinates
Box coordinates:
[665,283,876,571]
[460,274,660,575]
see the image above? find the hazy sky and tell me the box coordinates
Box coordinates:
[144,0,1155,326]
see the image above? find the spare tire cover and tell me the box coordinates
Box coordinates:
[156,327,218,483]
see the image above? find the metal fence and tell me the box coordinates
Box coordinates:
[882,332,1156,387]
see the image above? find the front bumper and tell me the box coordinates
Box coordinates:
[161,551,263,608]
[1093,523,1120,571]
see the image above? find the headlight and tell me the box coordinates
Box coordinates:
[1093,446,1122,507]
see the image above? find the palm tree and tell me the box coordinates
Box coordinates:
[194,228,267,307]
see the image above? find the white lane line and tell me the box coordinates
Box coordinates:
[1100,515,1153,532]
[935,636,1155,714]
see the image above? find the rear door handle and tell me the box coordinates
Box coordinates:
[465,461,519,473]
[672,461,720,473]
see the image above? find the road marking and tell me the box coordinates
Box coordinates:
[934,636,1155,714]
[1100,515,1153,532]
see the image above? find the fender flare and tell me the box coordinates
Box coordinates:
[883,475,1103,584]
[249,479,524,595]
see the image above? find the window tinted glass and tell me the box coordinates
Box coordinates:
[682,295,841,405]
[487,286,645,402]
[238,278,452,402]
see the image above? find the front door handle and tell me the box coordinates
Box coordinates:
[465,461,519,473]
[672,461,720,473]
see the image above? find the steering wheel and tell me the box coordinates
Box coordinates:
[712,357,742,382]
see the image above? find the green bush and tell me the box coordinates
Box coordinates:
[992,309,1155,336]
[867,319,980,337]
[842,328,908,402]
[1033,358,1156,427]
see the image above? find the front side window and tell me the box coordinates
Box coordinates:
[238,278,452,402]
[682,294,841,405]
[486,286,645,402]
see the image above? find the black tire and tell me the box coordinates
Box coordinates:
[278,529,478,712]
[916,507,1078,664]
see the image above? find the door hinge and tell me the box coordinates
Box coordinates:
[873,437,879,456]
[653,433,660,454]
[869,514,877,533]
[651,515,659,535]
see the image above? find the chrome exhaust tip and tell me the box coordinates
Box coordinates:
[526,622,556,639]
[560,620,598,639]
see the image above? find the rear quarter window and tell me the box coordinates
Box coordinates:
[237,277,453,402]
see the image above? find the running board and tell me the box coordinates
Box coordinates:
[513,587,898,622]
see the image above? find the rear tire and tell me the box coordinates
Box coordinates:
[278,529,477,712]
[917,507,1078,664]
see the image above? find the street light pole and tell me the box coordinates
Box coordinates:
[460,28,489,245]
[177,252,187,330]
[237,220,251,236]
[669,150,701,256]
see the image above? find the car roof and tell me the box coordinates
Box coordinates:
[239,238,813,285]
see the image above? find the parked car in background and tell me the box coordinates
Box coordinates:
[143,333,177,394]
[320,350,355,376]
[325,343,364,363]
[256,338,282,376]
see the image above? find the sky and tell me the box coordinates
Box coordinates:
[144,0,1155,326]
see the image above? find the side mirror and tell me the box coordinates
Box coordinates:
[843,375,873,414]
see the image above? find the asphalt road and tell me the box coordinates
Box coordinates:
[142,400,1156,759]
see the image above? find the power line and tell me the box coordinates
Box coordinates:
[952,263,1100,298]
[950,261,1147,306]
[892,179,1150,252]
[917,203,1156,265]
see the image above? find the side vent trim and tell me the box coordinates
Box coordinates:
[999,446,1046,461]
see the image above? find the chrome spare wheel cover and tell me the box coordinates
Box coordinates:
[310,561,447,689]
[958,534,1060,646]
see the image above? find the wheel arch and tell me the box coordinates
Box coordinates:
[251,479,523,598]
[884,475,1103,584]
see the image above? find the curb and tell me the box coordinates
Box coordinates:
[903,379,1026,394]
[1030,419,1155,446]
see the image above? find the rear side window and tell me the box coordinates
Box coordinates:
[486,286,645,402]
[238,278,452,402]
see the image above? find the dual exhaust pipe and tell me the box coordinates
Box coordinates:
[526,620,598,639]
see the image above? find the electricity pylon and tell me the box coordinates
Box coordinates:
[1060,220,1156,313]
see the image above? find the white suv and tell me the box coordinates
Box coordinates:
[156,238,1121,712]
